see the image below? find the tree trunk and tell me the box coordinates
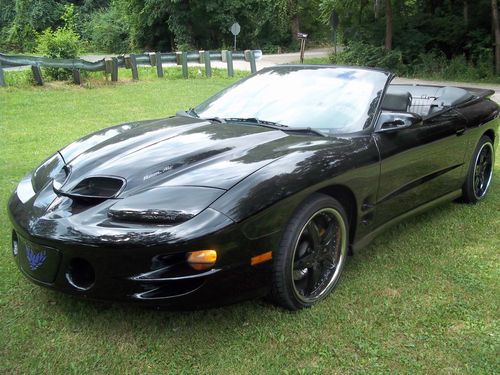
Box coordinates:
[493,0,500,75]
[288,0,300,36]
[291,15,300,36]
[385,0,393,50]
[463,0,469,27]
[374,0,380,19]
[359,1,366,25]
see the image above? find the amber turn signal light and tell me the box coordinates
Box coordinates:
[187,250,217,271]
[251,251,272,266]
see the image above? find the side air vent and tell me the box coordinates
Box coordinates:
[66,176,125,199]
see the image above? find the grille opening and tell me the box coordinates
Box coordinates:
[70,177,125,198]
[66,258,95,291]
[131,253,206,281]
[134,279,205,300]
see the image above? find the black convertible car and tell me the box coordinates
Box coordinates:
[8,65,498,310]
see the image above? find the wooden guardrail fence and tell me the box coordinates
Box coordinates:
[0,49,262,86]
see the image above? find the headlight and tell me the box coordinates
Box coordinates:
[32,153,65,192]
[16,153,65,203]
[108,186,225,224]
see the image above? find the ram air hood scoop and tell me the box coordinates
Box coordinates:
[57,116,301,195]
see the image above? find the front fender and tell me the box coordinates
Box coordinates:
[210,136,381,241]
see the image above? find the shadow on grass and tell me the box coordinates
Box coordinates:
[27,196,486,338]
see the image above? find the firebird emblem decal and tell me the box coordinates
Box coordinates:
[26,246,47,271]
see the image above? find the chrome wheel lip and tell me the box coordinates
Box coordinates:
[473,142,494,200]
[290,207,347,304]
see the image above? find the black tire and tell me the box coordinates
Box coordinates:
[461,135,495,204]
[270,193,349,310]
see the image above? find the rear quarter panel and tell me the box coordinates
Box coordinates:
[456,98,499,176]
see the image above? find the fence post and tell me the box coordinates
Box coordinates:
[130,54,139,80]
[226,50,234,77]
[72,69,81,85]
[149,53,156,67]
[245,50,257,74]
[0,62,4,87]
[156,52,163,78]
[249,50,257,74]
[105,58,112,79]
[181,51,188,78]
[111,57,118,82]
[31,65,43,85]
[204,51,212,78]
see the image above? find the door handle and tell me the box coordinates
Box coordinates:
[456,128,466,136]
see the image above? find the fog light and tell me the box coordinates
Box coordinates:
[12,231,18,257]
[66,258,95,291]
[187,250,217,271]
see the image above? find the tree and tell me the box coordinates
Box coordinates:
[493,0,500,75]
[463,0,469,26]
[288,0,300,37]
[385,0,393,50]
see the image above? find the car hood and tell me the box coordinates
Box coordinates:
[57,116,328,196]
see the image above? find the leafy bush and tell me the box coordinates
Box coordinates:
[35,27,80,80]
[86,7,131,53]
[330,42,404,73]
[474,48,495,79]
[410,50,448,77]
[410,50,496,82]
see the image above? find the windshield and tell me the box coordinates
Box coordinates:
[194,66,390,133]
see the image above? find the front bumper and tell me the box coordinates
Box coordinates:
[8,188,279,307]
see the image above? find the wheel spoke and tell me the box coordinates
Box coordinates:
[321,220,337,248]
[294,253,315,270]
[323,246,338,267]
[479,152,486,166]
[307,262,323,293]
[306,220,322,252]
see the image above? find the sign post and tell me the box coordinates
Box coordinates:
[297,33,308,64]
[230,23,241,51]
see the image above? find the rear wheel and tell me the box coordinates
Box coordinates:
[462,136,494,203]
[270,194,348,310]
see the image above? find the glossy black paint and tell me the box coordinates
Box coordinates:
[7,65,499,307]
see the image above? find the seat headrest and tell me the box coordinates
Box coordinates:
[381,92,412,112]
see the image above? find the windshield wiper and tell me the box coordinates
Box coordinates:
[187,108,199,117]
[176,108,198,118]
[282,127,326,137]
[177,109,226,123]
[224,117,326,137]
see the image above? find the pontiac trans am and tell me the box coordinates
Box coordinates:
[8,65,498,310]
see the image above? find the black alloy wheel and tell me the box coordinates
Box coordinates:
[270,194,348,310]
[462,135,495,203]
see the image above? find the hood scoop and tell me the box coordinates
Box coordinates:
[57,176,126,200]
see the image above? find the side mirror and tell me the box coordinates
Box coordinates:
[376,111,422,133]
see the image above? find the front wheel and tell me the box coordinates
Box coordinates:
[462,135,495,204]
[270,194,349,310]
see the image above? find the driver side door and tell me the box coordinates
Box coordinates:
[372,108,468,227]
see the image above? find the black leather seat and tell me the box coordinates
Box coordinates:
[381,92,412,112]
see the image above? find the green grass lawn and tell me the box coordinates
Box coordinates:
[0,75,499,374]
